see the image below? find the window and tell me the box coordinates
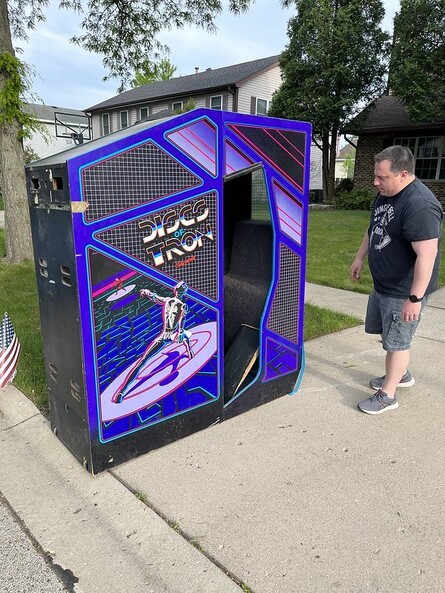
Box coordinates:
[172,101,183,112]
[256,98,269,116]
[140,107,148,120]
[120,111,128,129]
[210,95,222,110]
[394,136,445,181]
[102,113,110,135]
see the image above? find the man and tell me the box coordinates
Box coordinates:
[350,145,443,414]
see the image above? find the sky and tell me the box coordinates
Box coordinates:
[18,0,400,112]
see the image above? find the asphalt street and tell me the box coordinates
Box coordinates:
[0,496,69,593]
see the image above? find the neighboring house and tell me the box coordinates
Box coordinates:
[335,143,355,182]
[343,95,445,205]
[85,56,281,136]
[85,55,323,193]
[24,104,91,161]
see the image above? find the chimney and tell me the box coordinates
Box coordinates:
[195,67,199,74]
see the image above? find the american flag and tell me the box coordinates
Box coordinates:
[0,312,21,388]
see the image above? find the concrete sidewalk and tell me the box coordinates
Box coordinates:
[1,286,445,593]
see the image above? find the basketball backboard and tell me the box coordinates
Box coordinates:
[55,111,92,144]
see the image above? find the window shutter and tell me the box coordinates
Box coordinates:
[205,97,210,108]
[250,96,257,114]
[223,94,228,110]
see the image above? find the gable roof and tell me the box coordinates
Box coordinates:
[86,55,280,112]
[25,103,87,122]
[343,95,445,135]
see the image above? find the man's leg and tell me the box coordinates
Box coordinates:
[382,349,410,398]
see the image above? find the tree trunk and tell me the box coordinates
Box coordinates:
[0,0,34,263]
[327,128,338,203]
[321,132,330,203]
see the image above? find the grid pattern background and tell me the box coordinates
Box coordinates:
[267,244,301,344]
[96,193,218,301]
[82,141,201,221]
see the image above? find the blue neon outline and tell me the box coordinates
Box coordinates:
[223,165,276,407]
[289,344,306,395]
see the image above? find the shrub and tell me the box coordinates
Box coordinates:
[335,177,353,194]
[336,188,374,210]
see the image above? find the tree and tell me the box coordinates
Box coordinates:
[175,97,198,113]
[342,150,356,179]
[389,0,445,124]
[0,1,37,263]
[1,0,251,263]
[269,0,390,202]
[131,58,177,88]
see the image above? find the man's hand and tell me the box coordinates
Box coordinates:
[140,289,153,298]
[401,300,422,322]
[350,257,364,282]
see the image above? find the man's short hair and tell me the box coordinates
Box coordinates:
[375,145,415,175]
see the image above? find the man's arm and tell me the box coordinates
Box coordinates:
[401,238,439,321]
[350,228,369,282]
[409,238,439,297]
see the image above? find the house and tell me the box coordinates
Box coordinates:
[342,95,445,205]
[335,143,355,182]
[86,56,281,137]
[85,55,323,193]
[24,104,91,161]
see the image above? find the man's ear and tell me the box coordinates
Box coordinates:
[400,170,409,180]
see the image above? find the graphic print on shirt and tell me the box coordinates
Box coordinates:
[370,203,395,252]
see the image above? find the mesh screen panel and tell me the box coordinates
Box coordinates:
[267,244,301,343]
[82,141,201,221]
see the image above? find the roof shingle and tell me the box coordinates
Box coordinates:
[86,55,279,112]
[343,95,445,134]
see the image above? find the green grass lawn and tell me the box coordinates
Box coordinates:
[0,232,47,411]
[307,209,373,293]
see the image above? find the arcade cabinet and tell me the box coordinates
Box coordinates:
[26,109,311,473]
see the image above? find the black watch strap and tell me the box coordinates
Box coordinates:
[408,294,423,303]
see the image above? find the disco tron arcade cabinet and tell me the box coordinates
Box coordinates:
[26,109,311,473]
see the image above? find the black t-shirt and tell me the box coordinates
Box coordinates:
[367,178,443,297]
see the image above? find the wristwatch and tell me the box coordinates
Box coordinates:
[408,294,423,303]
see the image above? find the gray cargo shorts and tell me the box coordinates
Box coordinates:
[365,290,427,352]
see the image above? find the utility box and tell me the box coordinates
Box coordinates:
[26,109,311,473]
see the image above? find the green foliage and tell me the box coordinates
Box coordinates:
[269,0,389,203]
[335,177,353,193]
[7,0,50,41]
[389,0,445,123]
[0,53,39,139]
[7,0,252,89]
[342,151,356,178]
[65,0,251,89]
[175,97,198,113]
[335,188,374,210]
[131,58,177,88]
[269,0,390,133]
[24,145,40,163]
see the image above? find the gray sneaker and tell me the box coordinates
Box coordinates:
[358,390,399,415]
[369,370,415,391]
